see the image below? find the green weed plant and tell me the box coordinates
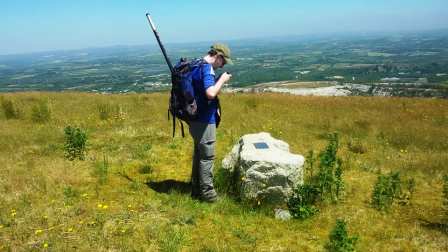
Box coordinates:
[64,126,87,161]
[325,219,358,252]
[316,133,344,202]
[288,133,345,219]
[371,171,409,211]
[287,184,320,219]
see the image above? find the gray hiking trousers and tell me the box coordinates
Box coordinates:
[188,121,217,200]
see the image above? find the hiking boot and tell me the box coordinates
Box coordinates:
[200,190,218,203]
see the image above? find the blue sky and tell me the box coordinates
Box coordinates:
[1,0,447,55]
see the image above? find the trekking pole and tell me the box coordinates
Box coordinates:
[145,13,174,75]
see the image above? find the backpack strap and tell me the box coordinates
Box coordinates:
[180,121,185,137]
[170,90,176,138]
[216,96,222,128]
[172,112,176,138]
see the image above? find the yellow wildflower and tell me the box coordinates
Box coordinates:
[35,229,43,235]
[97,204,103,208]
[127,204,132,208]
[0,225,4,229]
[82,193,88,197]
[43,243,48,248]
[67,227,73,232]
[102,205,108,209]
[121,229,126,233]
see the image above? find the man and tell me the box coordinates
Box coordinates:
[189,43,233,202]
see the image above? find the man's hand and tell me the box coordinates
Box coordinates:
[220,72,232,83]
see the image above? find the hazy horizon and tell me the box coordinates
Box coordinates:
[1,0,448,55]
[2,28,448,57]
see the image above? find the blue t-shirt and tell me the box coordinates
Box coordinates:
[191,62,217,124]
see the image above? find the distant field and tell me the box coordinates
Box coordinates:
[253,81,337,89]
[0,92,447,251]
[1,31,448,93]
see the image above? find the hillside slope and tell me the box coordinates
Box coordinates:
[0,92,447,251]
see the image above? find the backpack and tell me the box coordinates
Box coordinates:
[168,58,204,137]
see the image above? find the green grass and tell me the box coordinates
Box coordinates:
[0,92,447,251]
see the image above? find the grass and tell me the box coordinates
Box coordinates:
[0,92,447,251]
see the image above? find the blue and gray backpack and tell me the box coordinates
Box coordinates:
[169,58,204,137]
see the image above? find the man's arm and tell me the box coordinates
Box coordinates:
[206,72,232,100]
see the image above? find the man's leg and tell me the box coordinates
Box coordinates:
[189,124,201,199]
[189,121,217,202]
[190,143,200,198]
[198,123,217,202]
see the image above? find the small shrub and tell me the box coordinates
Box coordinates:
[316,133,344,202]
[334,159,344,199]
[287,184,320,219]
[1,98,22,119]
[326,219,358,252]
[371,171,402,211]
[288,133,345,219]
[64,126,87,161]
[31,99,51,123]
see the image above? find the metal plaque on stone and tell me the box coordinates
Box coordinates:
[253,142,269,149]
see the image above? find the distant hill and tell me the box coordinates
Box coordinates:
[1,30,448,96]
